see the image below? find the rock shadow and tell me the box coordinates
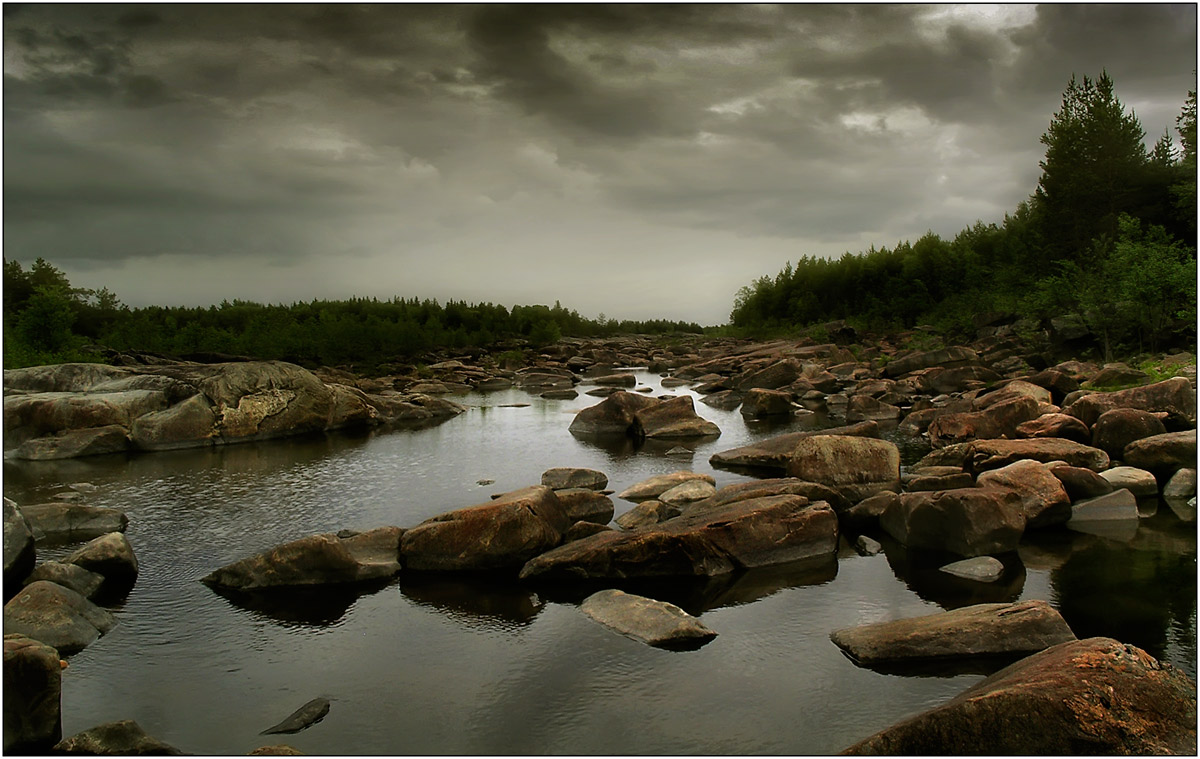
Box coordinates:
[210,579,392,628]
[398,571,546,629]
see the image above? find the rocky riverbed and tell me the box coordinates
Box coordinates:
[3,326,1197,753]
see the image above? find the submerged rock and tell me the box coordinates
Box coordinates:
[261,698,330,735]
[581,589,717,649]
[202,527,403,590]
[938,556,1005,582]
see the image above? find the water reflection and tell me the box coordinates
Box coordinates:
[209,580,392,628]
[877,535,1026,610]
[840,650,1030,679]
[398,572,546,629]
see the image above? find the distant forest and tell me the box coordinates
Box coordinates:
[4,72,1196,372]
[730,72,1197,358]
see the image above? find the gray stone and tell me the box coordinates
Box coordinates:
[617,471,715,502]
[581,589,717,648]
[203,526,403,589]
[657,480,717,507]
[20,503,128,545]
[854,535,883,556]
[1099,466,1159,498]
[1164,468,1197,499]
[3,581,115,655]
[939,556,1005,582]
[615,501,680,530]
[1069,489,1139,524]
[24,562,104,599]
[62,533,138,593]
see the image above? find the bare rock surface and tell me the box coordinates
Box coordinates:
[20,502,128,545]
[53,719,183,755]
[709,421,879,472]
[3,633,63,753]
[880,487,1026,558]
[786,435,900,502]
[581,589,717,648]
[3,581,115,655]
[202,526,403,589]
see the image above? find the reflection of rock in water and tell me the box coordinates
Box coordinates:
[1165,496,1197,522]
[528,554,837,617]
[399,573,546,628]
[877,534,1025,611]
[211,580,390,628]
[838,650,1030,679]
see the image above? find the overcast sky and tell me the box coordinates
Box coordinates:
[4,4,1196,325]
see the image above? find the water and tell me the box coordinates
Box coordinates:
[4,371,1196,754]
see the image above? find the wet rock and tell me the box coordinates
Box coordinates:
[831,600,1075,665]
[880,487,1026,558]
[261,698,330,735]
[3,499,36,594]
[1164,468,1197,499]
[615,501,680,530]
[581,589,717,649]
[20,503,128,545]
[13,425,132,461]
[709,421,880,472]
[854,535,882,556]
[24,563,104,599]
[540,389,578,400]
[402,487,567,572]
[521,495,838,581]
[617,471,715,502]
[927,396,1041,449]
[563,521,613,543]
[567,391,660,437]
[735,359,802,391]
[630,395,720,440]
[846,395,902,423]
[842,637,1196,755]
[1063,376,1196,427]
[3,581,115,655]
[202,527,403,589]
[841,492,898,535]
[975,459,1071,528]
[686,478,848,516]
[540,467,608,491]
[3,633,62,753]
[657,480,717,507]
[699,390,744,410]
[740,388,795,418]
[554,490,615,525]
[582,373,636,388]
[130,394,218,451]
[1122,429,1197,474]
[1016,413,1092,444]
[903,472,974,492]
[883,346,979,378]
[967,438,1109,473]
[1069,488,1139,524]
[939,556,1005,582]
[1100,466,1159,498]
[62,533,138,594]
[786,435,900,502]
[53,719,183,754]
[1049,464,1115,501]
[1091,408,1168,460]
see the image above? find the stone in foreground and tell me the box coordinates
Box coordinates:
[53,719,183,754]
[786,435,900,502]
[3,581,115,655]
[202,527,403,590]
[831,600,1075,665]
[843,637,1196,755]
[4,633,63,753]
[581,589,717,649]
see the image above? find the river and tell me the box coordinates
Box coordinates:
[4,370,1195,754]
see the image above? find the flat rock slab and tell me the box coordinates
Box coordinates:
[261,698,330,735]
[20,502,128,545]
[831,600,1075,665]
[581,589,717,649]
[1069,488,1139,523]
[708,421,879,472]
[541,467,608,491]
[843,637,1197,755]
[967,438,1110,473]
[617,471,715,502]
[1100,466,1159,497]
[202,527,403,590]
[939,556,1004,582]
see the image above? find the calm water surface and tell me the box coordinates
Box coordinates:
[4,371,1195,755]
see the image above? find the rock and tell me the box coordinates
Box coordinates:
[520,495,838,581]
[967,438,1109,473]
[540,389,578,400]
[631,395,720,439]
[1016,413,1092,444]
[972,380,1052,410]
[130,394,218,450]
[657,480,717,507]
[786,435,900,502]
[13,425,132,461]
[1069,489,1139,524]
[53,719,183,754]
[540,467,608,491]
[846,395,902,422]
[1122,430,1197,474]
[3,581,115,655]
[1022,368,1080,401]
[666,446,693,457]
[581,589,717,649]
[1049,464,1115,501]
[4,389,166,450]
[1063,376,1196,428]
[249,745,304,755]
[842,637,1196,755]
[854,535,882,556]
[553,490,615,525]
[831,600,1075,665]
[61,533,138,594]
[582,373,636,388]
[699,390,743,410]
[401,486,567,571]
[924,365,1002,394]
[880,487,1026,558]
[20,503,128,545]
[883,346,978,378]
[939,556,1005,582]
[3,633,63,753]
[1164,468,1197,499]
[927,396,1041,449]
[617,471,715,502]
[1083,362,1151,388]
[615,501,680,530]
[903,472,975,492]
[740,388,795,418]
[686,478,849,516]
[1091,408,1168,459]
[1099,466,1159,498]
[3,500,36,593]
[709,421,880,472]
[202,526,403,590]
[975,459,1072,528]
[735,359,802,391]
[24,563,104,599]
[567,391,660,437]
[841,492,898,535]
[563,521,613,542]
[261,698,330,735]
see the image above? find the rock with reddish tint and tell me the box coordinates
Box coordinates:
[883,346,979,378]
[202,526,403,589]
[53,720,183,755]
[976,459,1071,528]
[903,472,975,493]
[1063,376,1196,427]
[831,600,1076,665]
[615,501,680,530]
[972,380,1052,410]
[520,495,838,581]
[3,633,62,753]
[540,467,608,491]
[927,396,1041,449]
[1023,369,1080,402]
[567,391,660,437]
[1049,465,1115,502]
[563,521,612,543]
[1091,408,1168,460]
[841,492,898,535]
[740,388,795,418]
[402,487,567,572]
[687,478,850,516]
[880,487,1026,558]
[846,395,902,423]
[924,366,1002,394]
[786,435,900,502]
[1122,430,1197,474]
[735,359,802,391]
[617,471,715,502]
[967,438,1109,473]
[1016,413,1092,444]
[709,421,879,472]
[631,395,721,440]
[842,637,1197,755]
[554,489,615,525]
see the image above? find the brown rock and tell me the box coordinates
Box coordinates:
[1016,413,1092,444]
[709,421,880,472]
[786,435,900,502]
[202,527,403,589]
[1091,408,1168,460]
[880,487,1026,557]
[1122,430,1197,474]
[976,459,1072,528]
[3,633,62,753]
[967,438,1109,473]
[1063,376,1195,427]
[927,396,1041,449]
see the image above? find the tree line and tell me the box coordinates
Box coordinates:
[2,262,703,371]
[730,72,1197,359]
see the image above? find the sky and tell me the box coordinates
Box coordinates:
[3,3,1197,325]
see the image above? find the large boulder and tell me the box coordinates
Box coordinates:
[540,467,608,491]
[740,388,795,418]
[843,638,1197,755]
[1122,430,1197,474]
[1063,376,1196,428]
[62,533,139,594]
[20,503,128,546]
[4,390,167,450]
[520,495,838,581]
[883,346,978,378]
[734,359,802,391]
[880,487,1026,558]
[971,380,1052,410]
[785,435,900,502]
[3,581,115,655]
[923,365,1002,394]
[53,720,183,755]
[553,490,615,525]
[3,633,63,753]
[1091,408,1168,460]
[967,438,1109,473]
[201,527,403,590]
[927,396,1041,449]
[709,421,879,472]
[581,589,717,649]
[401,487,568,571]
[630,396,720,440]
[1015,413,1092,444]
[129,394,218,451]
[13,425,132,461]
[3,500,36,593]
[1049,464,1115,502]
[830,600,1076,664]
[567,391,661,437]
[976,459,1072,528]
